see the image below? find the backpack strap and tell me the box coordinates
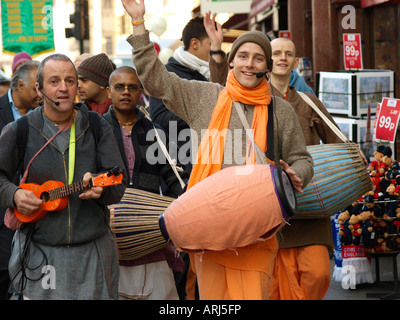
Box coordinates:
[266,97,275,163]
[88,111,101,145]
[14,111,102,177]
[13,111,102,181]
[87,111,101,169]
[15,116,29,182]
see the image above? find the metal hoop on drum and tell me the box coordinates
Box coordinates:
[272,165,298,219]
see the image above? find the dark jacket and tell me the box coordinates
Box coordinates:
[0,91,15,134]
[0,92,15,224]
[103,105,187,198]
[149,57,209,176]
[0,103,127,246]
[149,56,207,133]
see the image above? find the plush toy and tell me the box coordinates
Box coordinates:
[381,161,399,189]
[338,210,352,245]
[346,144,400,253]
[375,219,391,239]
[388,161,400,181]
[381,146,394,172]
[374,238,384,253]
[386,235,400,251]
[381,239,391,253]
[395,207,400,220]
[348,214,362,245]
[394,237,400,251]
[378,184,399,218]
[368,145,385,173]
[379,171,393,193]
[360,193,375,212]
[395,175,400,195]
[338,210,350,236]
[370,170,382,195]
[359,210,374,248]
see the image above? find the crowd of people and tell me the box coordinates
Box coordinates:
[0,0,350,300]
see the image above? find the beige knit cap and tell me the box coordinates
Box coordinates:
[228,30,272,64]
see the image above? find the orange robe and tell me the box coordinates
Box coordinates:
[268,245,330,300]
[191,237,278,300]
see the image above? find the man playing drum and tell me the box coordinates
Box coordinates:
[267,38,343,300]
[121,0,314,300]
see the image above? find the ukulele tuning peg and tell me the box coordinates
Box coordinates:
[108,166,123,177]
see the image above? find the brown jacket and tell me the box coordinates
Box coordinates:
[273,86,343,250]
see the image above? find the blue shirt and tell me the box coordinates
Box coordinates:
[7,89,33,120]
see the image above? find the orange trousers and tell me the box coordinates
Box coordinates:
[191,237,278,300]
[268,245,330,300]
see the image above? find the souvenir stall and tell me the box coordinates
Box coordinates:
[334,144,400,299]
[315,70,400,298]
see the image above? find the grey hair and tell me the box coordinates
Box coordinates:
[10,60,40,91]
[36,53,77,89]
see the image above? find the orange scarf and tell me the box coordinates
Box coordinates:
[187,70,271,189]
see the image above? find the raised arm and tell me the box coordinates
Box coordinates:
[204,11,228,85]
[121,0,146,35]
[122,0,223,128]
[204,11,224,63]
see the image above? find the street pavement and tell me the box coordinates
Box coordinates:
[324,254,400,300]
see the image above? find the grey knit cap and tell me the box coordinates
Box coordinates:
[77,53,114,87]
[228,30,272,64]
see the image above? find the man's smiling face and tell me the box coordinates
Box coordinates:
[270,38,299,78]
[230,42,268,88]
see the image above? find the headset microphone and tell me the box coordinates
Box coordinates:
[39,88,60,106]
[256,59,273,79]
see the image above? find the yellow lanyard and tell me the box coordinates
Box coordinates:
[68,121,76,185]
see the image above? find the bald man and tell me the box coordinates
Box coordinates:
[268,38,343,300]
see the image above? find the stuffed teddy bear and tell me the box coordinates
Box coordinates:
[370,170,382,195]
[380,161,400,190]
[378,184,399,218]
[395,207,400,221]
[338,210,352,245]
[338,210,350,235]
[368,145,385,173]
[348,214,362,245]
[381,146,394,173]
[358,210,375,249]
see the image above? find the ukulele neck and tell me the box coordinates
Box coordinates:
[49,179,93,200]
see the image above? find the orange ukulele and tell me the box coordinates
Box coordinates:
[15,167,123,223]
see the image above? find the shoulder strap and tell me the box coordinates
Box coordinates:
[297,91,348,143]
[266,98,275,163]
[232,100,275,165]
[16,116,29,175]
[88,111,101,145]
[87,111,101,169]
[139,106,186,189]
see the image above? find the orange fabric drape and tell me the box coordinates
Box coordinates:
[194,238,278,300]
[268,245,331,300]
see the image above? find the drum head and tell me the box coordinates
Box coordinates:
[158,213,170,241]
[273,165,297,217]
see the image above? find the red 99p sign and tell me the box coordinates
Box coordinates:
[374,98,400,142]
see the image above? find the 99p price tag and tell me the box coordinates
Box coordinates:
[343,33,363,70]
[374,98,400,142]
